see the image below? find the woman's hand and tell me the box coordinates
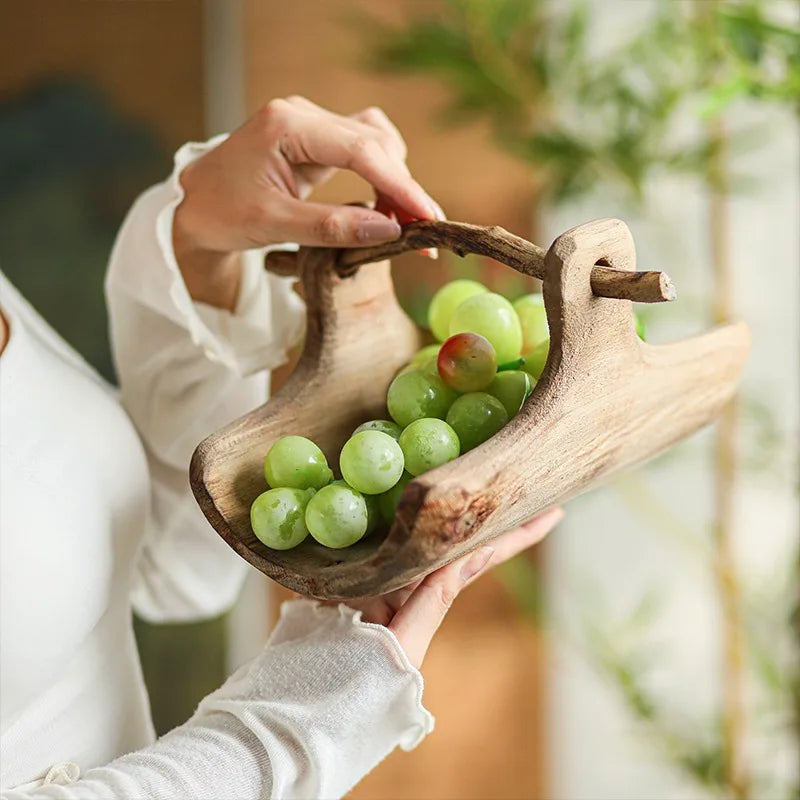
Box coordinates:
[173,96,443,309]
[347,507,564,669]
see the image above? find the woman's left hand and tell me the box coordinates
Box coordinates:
[346,507,564,669]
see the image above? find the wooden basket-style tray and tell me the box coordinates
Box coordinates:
[190,218,749,599]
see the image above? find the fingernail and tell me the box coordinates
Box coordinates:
[547,507,565,524]
[421,247,438,260]
[428,199,446,221]
[358,216,402,243]
[460,546,494,581]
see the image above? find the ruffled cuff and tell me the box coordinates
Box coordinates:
[267,600,434,750]
[153,135,305,377]
[197,598,434,762]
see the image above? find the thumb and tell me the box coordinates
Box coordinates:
[389,546,495,669]
[271,197,401,248]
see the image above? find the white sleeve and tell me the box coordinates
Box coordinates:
[105,135,305,623]
[1,602,435,800]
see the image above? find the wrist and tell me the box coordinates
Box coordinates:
[173,162,242,311]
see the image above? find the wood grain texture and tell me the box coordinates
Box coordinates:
[191,218,749,599]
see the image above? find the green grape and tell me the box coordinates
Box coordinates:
[264,436,333,490]
[397,362,417,377]
[340,430,405,495]
[387,369,458,428]
[378,470,413,526]
[428,279,488,341]
[419,356,441,376]
[513,293,549,352]
[449,292,523,363]
[305,483,368,548]
[445,392,509,452]
[250,487,315,550]
[521,338,550,381]
[437,332,497,392]
[400,356,439,377]
[398,418,460,476]
[487,370,533,418]
[397,355,438,378]
[364,493,382,536]
[410,344,441,367]
[353,419,402,440]
[634,313,646,341]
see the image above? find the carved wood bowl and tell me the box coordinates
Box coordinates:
[190,218,749,599]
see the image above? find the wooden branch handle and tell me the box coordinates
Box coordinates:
[265,220,676,303]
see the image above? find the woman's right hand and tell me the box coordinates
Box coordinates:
[175,96,444,253]
[172,96,445,309]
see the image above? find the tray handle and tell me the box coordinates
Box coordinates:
[265,220,676,304]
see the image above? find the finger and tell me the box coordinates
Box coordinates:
[281,99,391,189]
[463,507,564,587]
[386,508,563,667]
[281,118,439,222]
[388,546,495,668]
[269,196,401,247]
[347,598,394,626]
[350,106,407,161]
[384,577,424,611]
[374,193,441,261]
[284,97,407,163]
[340,574,424,629]
[293,163,337,198]
[281,96,407,179]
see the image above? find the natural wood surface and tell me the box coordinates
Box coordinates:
[265,220,676,303]
[191,217,749,600]
[243,6,551,794]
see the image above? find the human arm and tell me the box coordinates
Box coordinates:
[2,513,561,800]
[1,602,432,800]
[106,98,442,621]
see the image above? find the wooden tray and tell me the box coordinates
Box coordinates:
[190,218,749,599]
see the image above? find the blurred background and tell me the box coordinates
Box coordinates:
[1,1,797,798]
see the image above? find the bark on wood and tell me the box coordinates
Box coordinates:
[266,220,677,303]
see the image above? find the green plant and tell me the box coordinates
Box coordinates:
[360,2,800,797]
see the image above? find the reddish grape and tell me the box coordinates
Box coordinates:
[437,333,497,392]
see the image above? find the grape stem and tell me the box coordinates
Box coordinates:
[497,357,526,372]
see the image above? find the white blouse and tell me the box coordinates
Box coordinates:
[0,137,433,799]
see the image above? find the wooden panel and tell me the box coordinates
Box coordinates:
[242,2,548,797]
[0,0,205,149]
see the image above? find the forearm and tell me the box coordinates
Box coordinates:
[106,137,303,621]
[2,602,433,800]
[106,140,304,467]
[1,711,268,800]
[171,232,242,312]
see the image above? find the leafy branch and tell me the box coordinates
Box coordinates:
[358,1,800,797]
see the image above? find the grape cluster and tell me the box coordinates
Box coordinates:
[250,279,646,551]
